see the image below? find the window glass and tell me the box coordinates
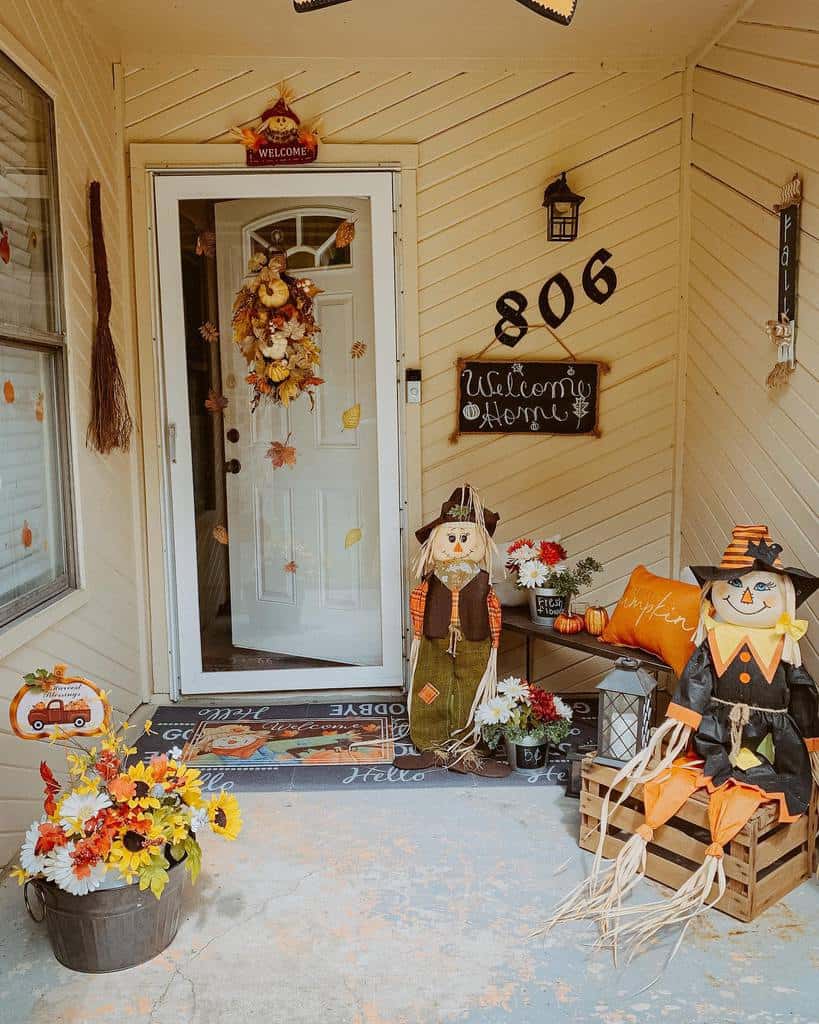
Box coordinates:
[0,52,61,335]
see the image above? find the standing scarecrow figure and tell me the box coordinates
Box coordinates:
[394,485,511,778]
[542,525,819,961]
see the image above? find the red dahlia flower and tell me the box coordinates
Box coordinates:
[538,541,567,566]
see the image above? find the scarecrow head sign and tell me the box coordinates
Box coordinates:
[232,86,319,167]
[9,665,110,741]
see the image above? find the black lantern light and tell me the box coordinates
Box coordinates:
[543,171,584,242]
[595,658,657,768]
[565,741,596,798]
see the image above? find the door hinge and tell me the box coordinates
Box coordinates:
[167,422,177,464]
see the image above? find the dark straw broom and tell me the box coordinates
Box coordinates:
[87,180,132,453]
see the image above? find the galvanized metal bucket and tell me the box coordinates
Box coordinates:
[504,734,552,774]
[528,588,566,627]
[24,858,186,973]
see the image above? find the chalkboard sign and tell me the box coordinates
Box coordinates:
[453,359,606,441]
[777,198,799,325]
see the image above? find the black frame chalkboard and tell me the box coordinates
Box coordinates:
[452,358,607,442]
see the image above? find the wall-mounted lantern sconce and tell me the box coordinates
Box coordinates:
[543,171,584,242]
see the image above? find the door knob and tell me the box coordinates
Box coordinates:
[225,459,241,474]
[226,428,240,443]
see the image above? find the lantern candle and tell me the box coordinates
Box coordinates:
[605,710,637,762]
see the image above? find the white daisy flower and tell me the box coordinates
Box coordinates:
[42,844,108,896]
[20,818,49,875]
[553,696,574,721]
[498,677,531,703]
[476,695,514,727]
[519,559,548,588]
[189,808,209,835]
[59,791,112,833]
[508,543,537,564]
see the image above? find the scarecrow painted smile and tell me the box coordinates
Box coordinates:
[711,571,783,627]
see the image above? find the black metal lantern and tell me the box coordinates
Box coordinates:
[543,172,584,242]
[595,658,657,768]
[565,741,596,798]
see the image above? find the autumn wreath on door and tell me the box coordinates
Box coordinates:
[231,230,325,411]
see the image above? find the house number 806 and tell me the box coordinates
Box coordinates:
[494,248,617,347]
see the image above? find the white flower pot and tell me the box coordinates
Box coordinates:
[528,588,566,627]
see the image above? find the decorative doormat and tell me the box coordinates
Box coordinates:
[133,698,596,791]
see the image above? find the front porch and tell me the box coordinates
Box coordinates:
[3,781,817,1024]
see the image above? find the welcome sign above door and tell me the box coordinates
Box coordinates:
[452,358,607,442]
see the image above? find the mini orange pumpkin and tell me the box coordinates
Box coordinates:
[554,612,584,635]
[584,605,610,637]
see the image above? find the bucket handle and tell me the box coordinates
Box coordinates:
[24,879,46,923]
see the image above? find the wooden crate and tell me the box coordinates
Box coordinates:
[579,755,818,923]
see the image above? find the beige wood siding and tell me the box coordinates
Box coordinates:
[0,2,146,866]
[124,64,685,692]
[682,1,819,676]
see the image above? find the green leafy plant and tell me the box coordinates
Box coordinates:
[545,557,603,607]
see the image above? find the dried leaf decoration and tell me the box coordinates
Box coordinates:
[3,379,14,403]
[266,435,297,469]
[350,341,367,359]
[35,392,44,422]
[283,560,298,574]
[0,227,10,265]
[205,389,228,414]
[342,403,361,430]
[335,219,356,249]
[199,321,219,343]
[213,525,228,545]
[195,231,216,257]
[344,528,362,549]
[21,520,33,548]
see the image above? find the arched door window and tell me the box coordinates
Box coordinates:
[248,209,353,270]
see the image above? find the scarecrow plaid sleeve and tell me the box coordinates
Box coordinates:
[410,580,429,638]
[487,588,502,649]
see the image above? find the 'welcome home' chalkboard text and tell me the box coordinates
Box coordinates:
[453,359,606,442]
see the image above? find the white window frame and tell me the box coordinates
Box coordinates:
[0,46,78,636]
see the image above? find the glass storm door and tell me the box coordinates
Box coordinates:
[154,172,403,694]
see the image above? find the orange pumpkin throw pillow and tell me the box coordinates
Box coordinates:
[600,565,700,677]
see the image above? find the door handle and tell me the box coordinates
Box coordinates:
[226,428,240,443]
[225,459,241,475]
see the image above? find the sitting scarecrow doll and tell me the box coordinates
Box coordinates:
[393,485,511,778]
[543,525,819,960]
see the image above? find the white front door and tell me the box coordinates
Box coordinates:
[154,172,404,694]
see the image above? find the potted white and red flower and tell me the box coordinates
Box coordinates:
[476,677,573,773]
[506,536,569,625]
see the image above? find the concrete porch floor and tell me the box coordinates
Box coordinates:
[1,784,818,1024]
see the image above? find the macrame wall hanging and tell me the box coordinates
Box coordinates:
[293,0,579,24]
[87,181,132,454]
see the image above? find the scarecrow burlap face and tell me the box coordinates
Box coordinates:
[430,522,488,566]
[710,570,786,629]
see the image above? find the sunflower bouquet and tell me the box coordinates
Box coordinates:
[232,246,324,411]
[11,695,242,900]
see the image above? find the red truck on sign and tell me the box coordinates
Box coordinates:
[28,699,92,731]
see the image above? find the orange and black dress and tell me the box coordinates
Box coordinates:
[667,622,819,818]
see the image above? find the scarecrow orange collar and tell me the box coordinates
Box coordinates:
[704,613,784,684]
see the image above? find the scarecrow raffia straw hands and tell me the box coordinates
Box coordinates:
[538,525,819,967]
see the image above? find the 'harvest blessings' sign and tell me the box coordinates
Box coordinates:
[453,359,606,441]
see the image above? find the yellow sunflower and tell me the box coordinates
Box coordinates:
[207,792,242,841]
[108,828,162,882]
[167,763,204,808]
[124,762,162,811]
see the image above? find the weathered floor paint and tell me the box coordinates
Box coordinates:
[0,786,817,1024]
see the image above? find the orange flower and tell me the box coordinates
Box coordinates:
[108,775,136,803]
[34,822,69,856]
[149,754,169,783]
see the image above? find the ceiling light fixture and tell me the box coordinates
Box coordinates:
[294,0,579,23]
